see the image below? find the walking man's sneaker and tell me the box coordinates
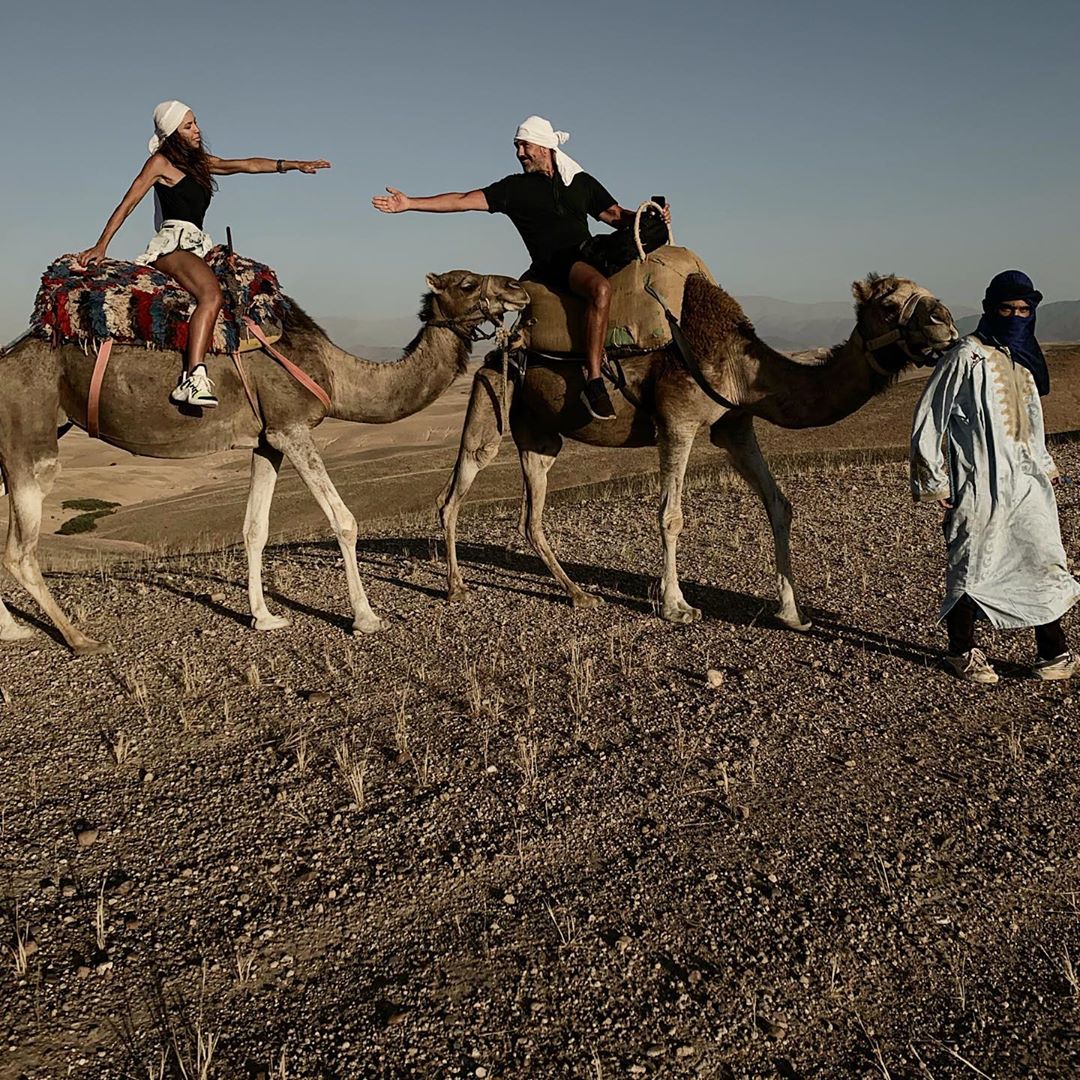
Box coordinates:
[581,377,616,422]
[170,364,219,408]
[1032,651,1077,680]
[945,647,999,684]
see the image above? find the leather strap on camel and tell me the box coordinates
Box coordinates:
[644,283,738,410]
[231,317,332,421]
[87,338,114,439]
[86,319,331,439]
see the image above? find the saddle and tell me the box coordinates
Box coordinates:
[32,247,287,355]
[31,248,329,439]
[521,245,715,357]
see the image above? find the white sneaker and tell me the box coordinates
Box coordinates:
[945,648,999,684]
[170,365,219,408]
[1032,651,1077,681]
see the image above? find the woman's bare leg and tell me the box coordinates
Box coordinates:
[152,249,223,373]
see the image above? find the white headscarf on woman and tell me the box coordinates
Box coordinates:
[148,100,193,154]
[515,116,583,186]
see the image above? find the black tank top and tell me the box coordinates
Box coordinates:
[154,174,212,229]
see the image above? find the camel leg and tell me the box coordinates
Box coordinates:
[519,436,600,609]
[711,413,810,630]
[437,366,511,602]
[2,457,113,655]
[268,428,387,635]
[243,443,290,631]
[656,428,701,624]
[0,520,34,641]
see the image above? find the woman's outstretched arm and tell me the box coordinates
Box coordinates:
[208,156,331,175]
[76,156,168,266]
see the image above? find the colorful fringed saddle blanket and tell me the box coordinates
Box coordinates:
[31,247,288,355]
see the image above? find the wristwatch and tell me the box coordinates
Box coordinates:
[276,159,285,173]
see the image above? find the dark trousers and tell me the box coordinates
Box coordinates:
[946,593,1068,659]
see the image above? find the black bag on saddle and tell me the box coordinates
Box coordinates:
[578,205,670,278]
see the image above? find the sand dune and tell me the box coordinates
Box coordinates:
[6,344,1078,562]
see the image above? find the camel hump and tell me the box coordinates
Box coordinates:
[522,245,716,356]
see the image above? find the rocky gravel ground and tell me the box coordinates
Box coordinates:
[1,444,1079,1079]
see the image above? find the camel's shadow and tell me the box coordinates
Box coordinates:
[63,536,950,672]
[358,535,787,629]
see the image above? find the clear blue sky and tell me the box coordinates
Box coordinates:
[2,0,1077,342]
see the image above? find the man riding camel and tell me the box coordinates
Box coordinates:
[373,115,671,422]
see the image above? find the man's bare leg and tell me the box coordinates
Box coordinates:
[567,260,616,421]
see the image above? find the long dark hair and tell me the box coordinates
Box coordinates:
[158,130,217,193]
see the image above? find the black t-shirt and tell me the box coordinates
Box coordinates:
[482,171,616,269]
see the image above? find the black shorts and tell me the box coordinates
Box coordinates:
[522,245,598,294]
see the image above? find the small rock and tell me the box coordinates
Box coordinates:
[76,964,92,980]
[60,878,77,898]
[734,805,750,820]
[209,592,226,603]
[502,893,516,906]
[676,1045,694,1059]
[304,690,331,705]
[706,669,725,688]
[646,1043,665,1057]
[76,827,99,848]
[475,1069,488,1079]
[756,1015,787,1040]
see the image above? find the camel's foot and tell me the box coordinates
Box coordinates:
[571,591,602,611]
[0,623,36,643]
[447,582,470,604]
[777,606,812,631]
[352,615,389,636]
[72,637,115,657]
[252,613,292,632]
[662,603,702,625]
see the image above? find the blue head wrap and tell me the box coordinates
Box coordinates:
[974,269,1048,396]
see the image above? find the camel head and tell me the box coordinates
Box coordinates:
[421,271,529,341]
[851,275,958,371]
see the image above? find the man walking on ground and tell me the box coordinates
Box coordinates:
[910,269,1079,684]
[373,115,671,422]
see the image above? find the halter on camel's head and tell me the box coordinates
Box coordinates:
[422,272,529,345]
[852,275,958,375]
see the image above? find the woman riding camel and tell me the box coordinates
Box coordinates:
[76,101,329,407]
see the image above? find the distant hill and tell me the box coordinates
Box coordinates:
[316,315,419,361]
[316,293,1080,359]
[957,299,1080,342]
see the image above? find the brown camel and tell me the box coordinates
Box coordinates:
[437,270,958,628]
[0,271,528,654]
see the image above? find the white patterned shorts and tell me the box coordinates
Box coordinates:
[134,220,214,266]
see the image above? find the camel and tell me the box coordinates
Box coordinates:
[0,270,528,654]
[437,270,958,628]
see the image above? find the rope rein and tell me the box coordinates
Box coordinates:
[633,200,674,262]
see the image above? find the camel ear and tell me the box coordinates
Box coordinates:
[426,273,446,294]
[852,279,873,304]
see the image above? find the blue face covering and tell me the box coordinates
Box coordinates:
[974,269,1048,396]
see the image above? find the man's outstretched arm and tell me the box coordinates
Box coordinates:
[372,187,489,213]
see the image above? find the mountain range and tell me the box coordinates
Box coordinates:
[955,300,1080,343]
[319,297,1079,357]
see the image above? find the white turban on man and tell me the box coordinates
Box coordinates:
[514,116,583,186]
[148,100,193,154]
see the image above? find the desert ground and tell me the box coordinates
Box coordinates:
[1,346,1079,1079]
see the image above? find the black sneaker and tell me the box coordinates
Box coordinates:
[581,378,616,421]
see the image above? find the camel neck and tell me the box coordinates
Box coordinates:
[311,325,471,425]
[739,333,893,430]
